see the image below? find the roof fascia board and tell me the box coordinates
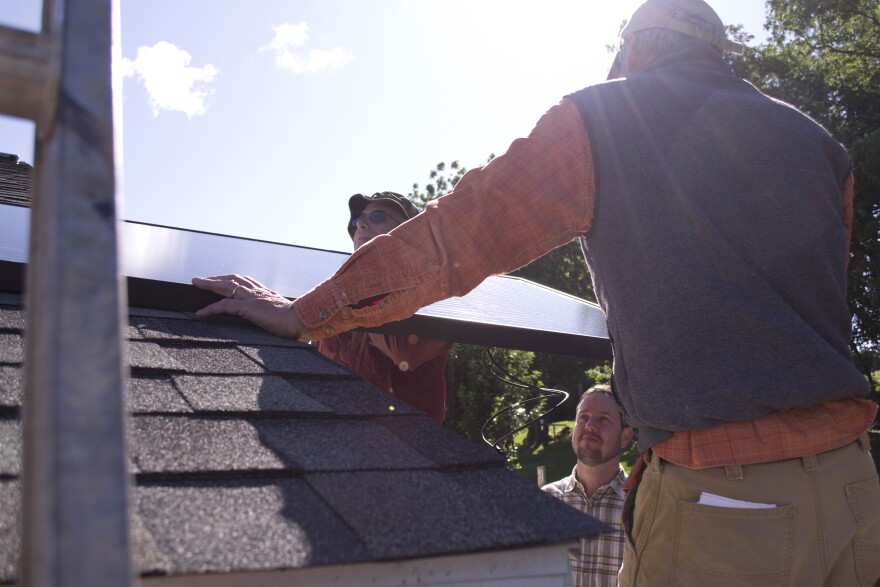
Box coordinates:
[139,543,579,587]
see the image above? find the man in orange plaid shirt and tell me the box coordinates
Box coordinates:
[195,0,879,584]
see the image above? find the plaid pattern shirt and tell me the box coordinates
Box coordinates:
[543,467,627,587]
[293,98,874,467]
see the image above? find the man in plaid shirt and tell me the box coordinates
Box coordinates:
[543,385,633,587]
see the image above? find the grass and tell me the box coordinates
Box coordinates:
[513,421,640,485]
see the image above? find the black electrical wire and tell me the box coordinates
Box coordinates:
[479,347,570,457]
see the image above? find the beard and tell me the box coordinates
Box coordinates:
[574,436,621,467]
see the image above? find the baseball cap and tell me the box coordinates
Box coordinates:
[347,191,420,238]
[621,0,743,54]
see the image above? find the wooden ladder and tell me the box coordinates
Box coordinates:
[0,1,132,585]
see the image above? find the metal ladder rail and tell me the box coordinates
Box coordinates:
[0,1,132,586]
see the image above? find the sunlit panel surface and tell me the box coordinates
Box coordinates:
[0,203,610,357]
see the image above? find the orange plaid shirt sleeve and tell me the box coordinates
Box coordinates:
[293,97,876,467]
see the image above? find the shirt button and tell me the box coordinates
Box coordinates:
[379,300,388,309]
[318,309,329,320]
[324,326,334,334]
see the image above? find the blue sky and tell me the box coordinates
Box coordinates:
[2,0,768,253]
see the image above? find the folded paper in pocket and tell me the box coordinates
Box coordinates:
[697,492,776,509]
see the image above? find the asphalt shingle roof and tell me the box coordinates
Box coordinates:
[0,155,32,208]
[0,291,607,583]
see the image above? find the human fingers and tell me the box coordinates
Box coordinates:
[195,296,305,339]
[193,275,259,299]
[192,276,239,297]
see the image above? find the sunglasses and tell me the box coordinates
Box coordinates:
[350,209,400,229]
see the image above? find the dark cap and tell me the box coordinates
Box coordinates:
[621,0,743,54]
[347,191,420,238]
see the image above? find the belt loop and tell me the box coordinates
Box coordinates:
[649,451,663,474]
[857,431,871,453]
[724,464,743,481]
[802,454,819,472]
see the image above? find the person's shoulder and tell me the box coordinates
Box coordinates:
[541,474,575,496]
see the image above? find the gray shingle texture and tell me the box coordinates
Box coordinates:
[0,419,21,476]
[0,298,606,583]
[173,375,331,414]
[0,308,25,331]
[0,334,23,365]
[0,366,21,408]
[240,345,352,376]
[0,481,20,582]
[126,376,192,414]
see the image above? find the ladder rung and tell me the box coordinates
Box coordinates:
[0,25,56,124]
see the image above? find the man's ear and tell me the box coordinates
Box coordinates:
[620,426,634,449]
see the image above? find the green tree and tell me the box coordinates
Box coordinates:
[729,0,880,396]
[444,345,545,460]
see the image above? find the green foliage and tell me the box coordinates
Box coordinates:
[443,345,546,466]
[408,161,465,210]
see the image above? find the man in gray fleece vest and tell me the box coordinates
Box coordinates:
[579,1,879,585]
[194,0,880,584]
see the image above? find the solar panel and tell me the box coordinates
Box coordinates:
[0,203,611,358]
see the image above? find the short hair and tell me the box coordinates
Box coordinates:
[579,384,630,427]
[626,26,721,66]
[582,384,614,400]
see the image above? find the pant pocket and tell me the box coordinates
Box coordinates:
[671,500,794,586]
[846,477,880,587]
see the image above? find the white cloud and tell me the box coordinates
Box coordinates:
[120,42,218,119]
[261,22,353,74]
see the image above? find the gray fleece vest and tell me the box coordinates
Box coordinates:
[569,41,869,450]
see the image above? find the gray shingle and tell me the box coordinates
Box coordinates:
[126,341,182,371]
[288,379,421,416]
[133,480,370,575]
[0,333,23,365]
[129,417,284,474]
[160,346,264,375]
[173,375,331,414]
[446,468,610,543]
[124,323,143,340]
[0,365,21,408]
[126,376,192,414]
[0,481,20,584]
[129,307,188,320]
[138,316,310,348]
[130,507,174,575]
[0,308,25,331]
[305,469,522,559]
[307,468,608,561]
[239,346,351,376]
[253,419,436,472]
[0,419,21,476]
[130,416,434,475]
[378,416,506,468]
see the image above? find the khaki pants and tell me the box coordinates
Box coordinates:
[620,434,880,587]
